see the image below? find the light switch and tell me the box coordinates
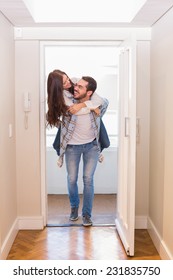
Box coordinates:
[9,124,12,138]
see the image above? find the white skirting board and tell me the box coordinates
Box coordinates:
[18,216,44,230]
[0,216,44,260]
[0,219,18,260]
[147,217,173,260]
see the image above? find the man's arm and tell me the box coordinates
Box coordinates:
[99,98,109,117]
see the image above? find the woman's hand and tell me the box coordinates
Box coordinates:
[68,103,86,114]
[91,107,100,116]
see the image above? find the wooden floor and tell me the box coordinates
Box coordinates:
[7,228,160,260]
[7,194,161,260]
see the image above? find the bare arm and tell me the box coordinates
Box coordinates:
[64,91,90,115]
[84,92,103,109]
[64,90,103,115]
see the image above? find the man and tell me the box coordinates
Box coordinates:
[58,76,109,226]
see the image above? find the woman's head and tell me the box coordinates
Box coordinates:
[46,71,68,127]
[53,69,74,92]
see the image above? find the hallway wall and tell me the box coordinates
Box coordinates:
[15,41,41,220]
[136,40,150,219]
[0,12,17,259]
[150,6,173,259]
[14,28,150,227]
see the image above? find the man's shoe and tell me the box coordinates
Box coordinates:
[69,207,78,221]
[82,215,92,226]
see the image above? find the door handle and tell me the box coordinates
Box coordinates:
[125,117,129,137]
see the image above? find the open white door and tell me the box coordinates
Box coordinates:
[115,38,136,256]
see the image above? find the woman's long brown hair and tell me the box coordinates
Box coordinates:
[52,69,74,94]
[46,71,68,127]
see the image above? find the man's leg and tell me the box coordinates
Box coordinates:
[82,140,99,225]
[65,145,82,220]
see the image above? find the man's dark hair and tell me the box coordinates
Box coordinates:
[82,76,97,94]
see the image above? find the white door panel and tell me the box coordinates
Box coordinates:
[116,38,136,256]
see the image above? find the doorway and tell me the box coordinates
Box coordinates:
[41,41,120,226]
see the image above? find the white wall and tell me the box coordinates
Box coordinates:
[136,41,150,218]
[149,7,173,259]
[15,41,42,220]
[0,12,17,259]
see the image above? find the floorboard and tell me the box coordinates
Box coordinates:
[7,228,160,260]
[7,194,161,260]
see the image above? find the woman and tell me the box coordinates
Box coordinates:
[46,70,71,128]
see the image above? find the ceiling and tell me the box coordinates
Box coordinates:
[0,0,173,27]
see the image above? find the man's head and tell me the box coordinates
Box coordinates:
[74,76,97,101]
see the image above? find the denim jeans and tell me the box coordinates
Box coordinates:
[65,139,99,217]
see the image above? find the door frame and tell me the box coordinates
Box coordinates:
[40,40,122,226]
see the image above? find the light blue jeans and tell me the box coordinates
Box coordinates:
[65,139,99,218]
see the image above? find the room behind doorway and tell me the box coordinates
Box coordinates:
[44,42,119,226]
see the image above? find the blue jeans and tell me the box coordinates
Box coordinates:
[65,139,99,217]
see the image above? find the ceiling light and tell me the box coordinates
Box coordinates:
[23,0,147,23]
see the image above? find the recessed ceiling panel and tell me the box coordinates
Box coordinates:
[23,0,147,23]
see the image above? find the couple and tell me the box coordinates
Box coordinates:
[46,69,110,226]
